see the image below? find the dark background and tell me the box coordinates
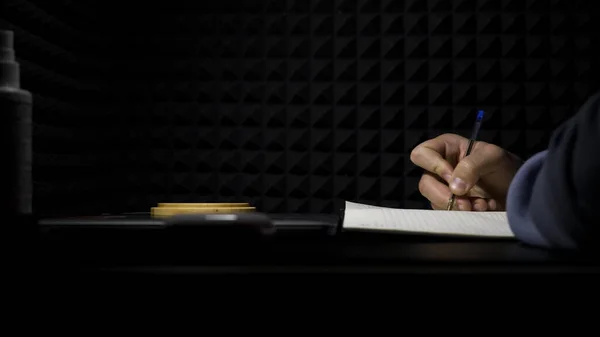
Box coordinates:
[2,0,599,217]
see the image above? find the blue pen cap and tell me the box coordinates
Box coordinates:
[477,110,484,121]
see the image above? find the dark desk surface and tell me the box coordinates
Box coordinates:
[35,224,600,275]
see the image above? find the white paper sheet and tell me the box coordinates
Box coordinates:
[343,201,514,238]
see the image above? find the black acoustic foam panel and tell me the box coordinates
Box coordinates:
[106,0,599,213]
[4,0,600,215]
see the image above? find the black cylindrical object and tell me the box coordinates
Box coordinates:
[0,30,33,218]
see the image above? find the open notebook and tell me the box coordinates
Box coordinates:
[342,201,515,238]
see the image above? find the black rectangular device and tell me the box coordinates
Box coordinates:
[38,212,340,238]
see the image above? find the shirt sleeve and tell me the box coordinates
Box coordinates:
[506,92,600,250]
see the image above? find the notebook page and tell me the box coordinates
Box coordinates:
[345,201,383,210]
[343,201,514,237]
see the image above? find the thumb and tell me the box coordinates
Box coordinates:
[450,147,502,195]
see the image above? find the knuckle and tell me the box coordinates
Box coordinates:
[418,175,432,197]
[431,164,441,175]
[409,146,422,163]
[418,176,426,194]
[458,159,477,174]
[482,143,506,159]
[488,145,505,158]
[440,133,464,143]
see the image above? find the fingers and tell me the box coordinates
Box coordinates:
[438,197,497,212]
[431,203,445,210]
[410,139,455,182]
[419,173,472,210]
[412,134,507,209]
[419,171,496,211]
[441,198,473,211]
[472,198,488,211]
[488,199,505,211]
[464,184,493,199]
[450,143,507,196]
[419,173,451,208]
[471,198,505,211]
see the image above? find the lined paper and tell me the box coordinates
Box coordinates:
[343,201,514,238]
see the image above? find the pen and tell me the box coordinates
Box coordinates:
[447,110,485,211]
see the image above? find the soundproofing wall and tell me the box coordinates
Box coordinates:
[107,0,599,214]
[3,0,600,215]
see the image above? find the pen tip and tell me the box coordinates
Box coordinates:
[477,110,484,121]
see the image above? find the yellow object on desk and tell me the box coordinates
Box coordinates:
[151,203,256,217]
[157,203,250,208]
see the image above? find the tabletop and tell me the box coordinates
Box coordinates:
[34,223,600,275]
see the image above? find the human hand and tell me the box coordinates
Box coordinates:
[410,133,523,211]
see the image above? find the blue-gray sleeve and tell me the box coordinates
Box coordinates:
[506,92,600,250]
